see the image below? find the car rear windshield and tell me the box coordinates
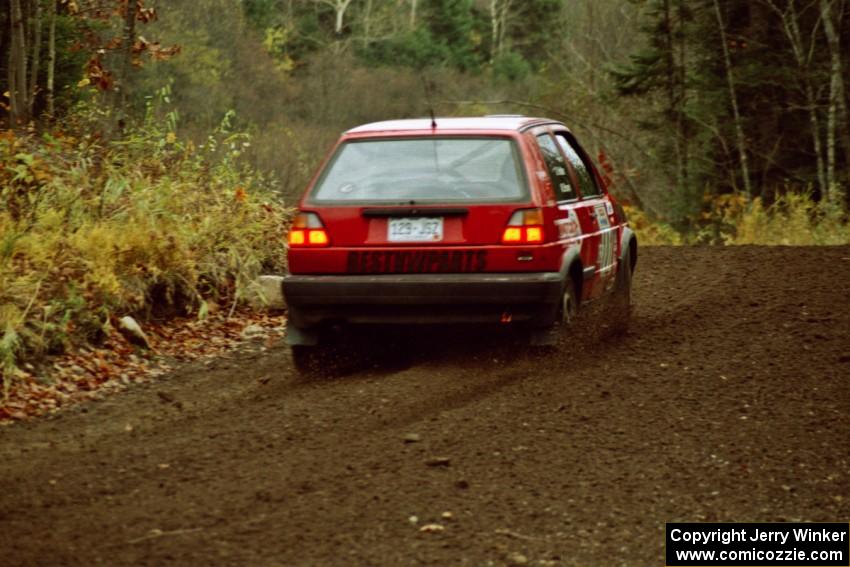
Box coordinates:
[309,137,528,204]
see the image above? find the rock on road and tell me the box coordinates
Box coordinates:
[1,246,849,566]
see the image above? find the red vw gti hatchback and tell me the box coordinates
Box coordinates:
[283,116,637,370]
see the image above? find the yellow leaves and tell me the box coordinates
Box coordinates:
[0,130,16,146]
[1,118,290,393]
[62,0,80,15]
[77,78,91,88]
[276,55,296,74]
[623,205,682,246]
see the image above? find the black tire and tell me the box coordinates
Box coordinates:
[531,276,577,347]
[608,250,632,334]
[290,344,327,377]
[558,277,579,330]
[290,334,360,379]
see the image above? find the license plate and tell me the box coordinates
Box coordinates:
[388,217,443,242]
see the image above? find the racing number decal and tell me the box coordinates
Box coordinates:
[347,250,488,274]
[599,231,615,271]
[595,204,615,271]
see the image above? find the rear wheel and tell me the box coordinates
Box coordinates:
[290,344,327,377]
[608,250,632,334]
[558,277,578,329]
[530,277,577,347]
[289,328,362,379]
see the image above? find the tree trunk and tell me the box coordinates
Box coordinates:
[766,0,828,197]
[676,0,688,187]
[489,0,499,62]
[28,0,42,117]
[362,0,372,42]
[9,0,29,125]
[819,0,850,203]
[588,0,596,89]
[333,0,352,35]
[120,0,136,106]
[497,0,511,58]
[662,0,685,191]
[712,0,752,196]
[46,0,55,117]
[409,0,417,29]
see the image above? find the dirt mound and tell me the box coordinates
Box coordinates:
[1,246,848,565]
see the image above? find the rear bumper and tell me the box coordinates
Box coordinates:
[283,272,563,327]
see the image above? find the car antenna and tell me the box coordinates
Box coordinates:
[422,76,437,129]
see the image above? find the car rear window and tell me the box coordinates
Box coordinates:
[309,137,528,204]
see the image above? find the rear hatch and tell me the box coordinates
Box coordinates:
[290,135,552,274]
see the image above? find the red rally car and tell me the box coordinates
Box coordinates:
[282,116,637,368]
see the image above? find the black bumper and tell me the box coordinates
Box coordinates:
[283,272,563,327]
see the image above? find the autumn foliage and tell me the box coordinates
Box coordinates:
[0,100,290,394]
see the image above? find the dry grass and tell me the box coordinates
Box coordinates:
[0,106,291,393]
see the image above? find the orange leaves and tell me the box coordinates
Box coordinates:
[136,5,157,24]
[85,57,114,92]
[68,0,179,91]
[132,37,181,66]
[103,36,124,50]
[234,187,247,203]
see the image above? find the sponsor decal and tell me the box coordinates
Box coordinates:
[595,203,611,229]
[347,250,488,274]
[555,209,582,240]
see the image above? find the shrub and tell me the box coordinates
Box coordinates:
[626,191,850,246]
[0,104,291,394]
[696,191,850,245]
[623,205,683,245]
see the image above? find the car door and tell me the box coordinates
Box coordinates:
[552,131,617,297]
[529,127,599,302]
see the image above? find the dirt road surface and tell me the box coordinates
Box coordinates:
[2,246,849,566]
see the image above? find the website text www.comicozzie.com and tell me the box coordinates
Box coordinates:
[666,523,849,566]
[673,548,844,563]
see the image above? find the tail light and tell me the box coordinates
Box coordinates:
[288,212,330,247]
[502,208,545,244]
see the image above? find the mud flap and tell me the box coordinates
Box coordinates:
[529,327,558,346]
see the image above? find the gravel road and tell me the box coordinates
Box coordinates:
[2,246,849,566]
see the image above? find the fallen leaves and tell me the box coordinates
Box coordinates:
[1,309,286,424]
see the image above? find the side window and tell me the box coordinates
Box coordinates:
[555,134,601,198]
[535,134,577,201]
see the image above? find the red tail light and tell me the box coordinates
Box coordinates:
[501,208,545,244]
[288,212,330,247]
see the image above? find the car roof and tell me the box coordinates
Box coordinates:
[345,116,559,134]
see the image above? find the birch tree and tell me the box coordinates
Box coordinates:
[489,0,514,61]
[819,0,850,200]
[46,0,56,117]
[763,0,827,197]
[712,0,752,196]
[314,0,354,34]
